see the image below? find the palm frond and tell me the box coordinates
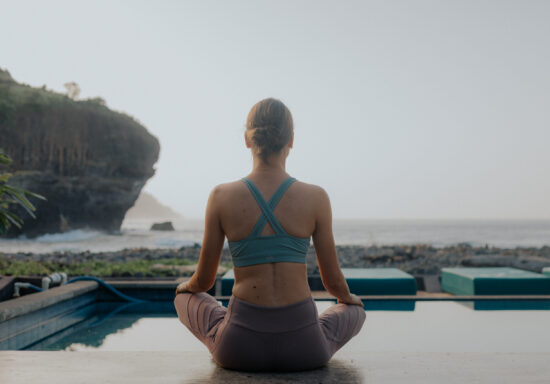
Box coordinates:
[0,150,46,234]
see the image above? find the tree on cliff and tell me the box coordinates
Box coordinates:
[0,150,46,234]
[63,81,80,100]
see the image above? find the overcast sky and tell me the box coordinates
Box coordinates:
[2,0,549,219]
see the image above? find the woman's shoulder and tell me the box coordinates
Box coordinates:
[209,180,245,198]
[210,178,329,203]
[292,179,329,200]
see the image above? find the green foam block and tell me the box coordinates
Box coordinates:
[341,268,417,295]
[441,267,550,295]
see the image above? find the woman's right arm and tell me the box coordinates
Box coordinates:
[312,187,363,307]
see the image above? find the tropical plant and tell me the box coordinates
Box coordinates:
[0,150,46,234]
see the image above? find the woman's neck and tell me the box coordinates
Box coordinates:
[251,155,287,177]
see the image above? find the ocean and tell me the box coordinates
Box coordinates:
[1,219,549,254]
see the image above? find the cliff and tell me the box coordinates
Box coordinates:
[0,68,160,237]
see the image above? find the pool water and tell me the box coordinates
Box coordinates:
[25,300,550,353]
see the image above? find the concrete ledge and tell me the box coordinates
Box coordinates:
[0,297,97,350]
[0,281,98,323]
[1,351,549,383]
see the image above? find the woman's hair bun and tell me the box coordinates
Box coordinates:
[246,98,293,162]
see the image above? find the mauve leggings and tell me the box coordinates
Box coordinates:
[173,292,366,372]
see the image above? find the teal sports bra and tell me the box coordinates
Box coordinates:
[228,176,311,267]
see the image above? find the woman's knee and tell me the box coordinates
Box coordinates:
[174,293,193,323]
[174,292,191,308]
[337,304,366,336]
[350,304,366,335]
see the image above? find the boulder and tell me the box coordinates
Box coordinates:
[150,221,175,231]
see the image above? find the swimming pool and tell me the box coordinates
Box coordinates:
[23,300,550,353]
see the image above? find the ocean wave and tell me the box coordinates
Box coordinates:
[31,229,104,243]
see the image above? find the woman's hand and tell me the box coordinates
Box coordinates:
[337,293,364,307]
[175,281,191,296]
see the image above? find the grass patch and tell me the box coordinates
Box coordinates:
[0,258,234,278]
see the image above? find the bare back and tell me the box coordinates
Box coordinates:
[217,175,319,306]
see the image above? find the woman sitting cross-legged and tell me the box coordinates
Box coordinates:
[174,97,366,372]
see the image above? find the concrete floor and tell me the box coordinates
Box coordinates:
[1,351,549,383]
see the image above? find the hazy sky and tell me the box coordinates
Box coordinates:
[2,0,549,219]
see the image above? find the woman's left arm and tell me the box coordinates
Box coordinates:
[175,186,225,294]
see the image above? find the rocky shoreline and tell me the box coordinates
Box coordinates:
[2,243,549,277]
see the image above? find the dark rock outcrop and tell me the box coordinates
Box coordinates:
[150,221,175,231]
[0,68,160,237]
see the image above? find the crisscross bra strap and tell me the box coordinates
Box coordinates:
[241,177,297,237]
